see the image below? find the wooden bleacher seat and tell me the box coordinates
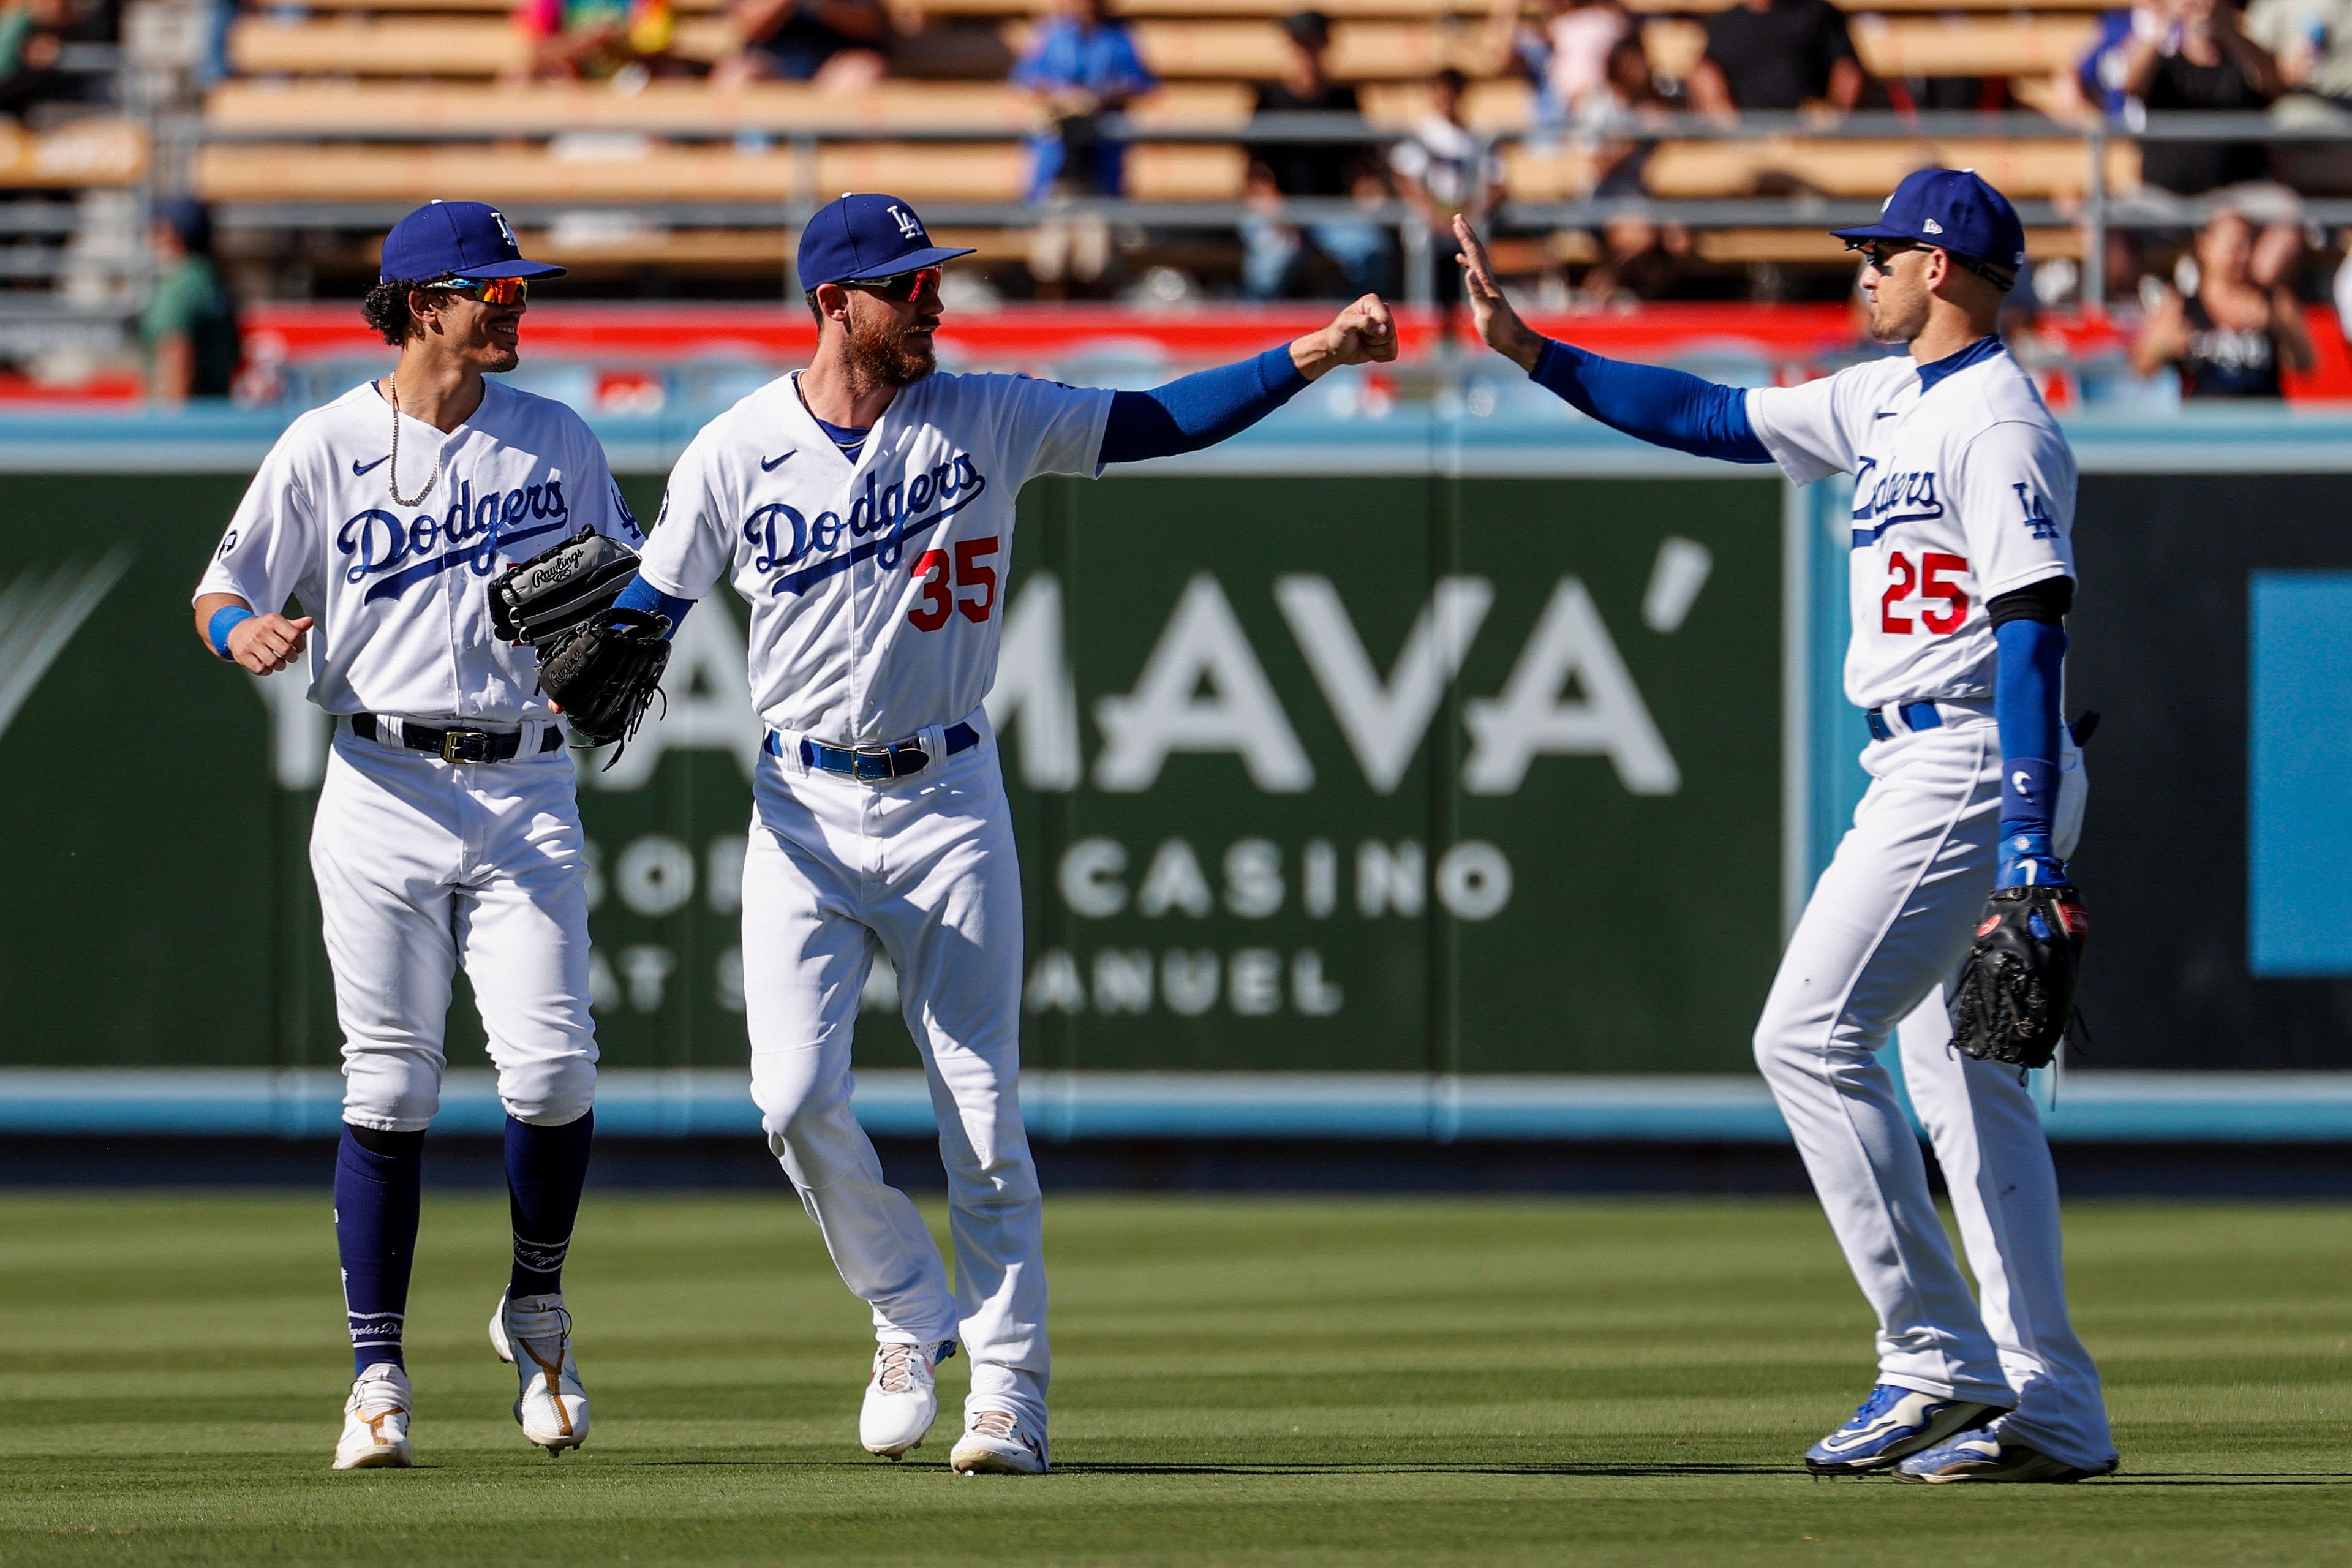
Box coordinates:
[194,138,1242,203]
[205,79,1257,136]
[0,119,147,189]
[1503,135,2136,203]
[228,15,739,75]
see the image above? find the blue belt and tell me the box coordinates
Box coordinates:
[1865,701,1943,742]
[766,722,979,780]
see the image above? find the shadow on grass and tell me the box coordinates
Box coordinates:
[1054,1461,1794,1478]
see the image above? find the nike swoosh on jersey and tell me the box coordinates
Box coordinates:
[352,454,391,475]
[760,451,796,471]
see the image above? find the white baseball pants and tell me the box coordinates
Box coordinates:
[739,719,1047,1432]
[313,725,598,1133]
[1754,709,2114,1471]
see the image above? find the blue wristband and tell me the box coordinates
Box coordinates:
[207,605,256,660]
[1996,823,2068,889]
[1999,755,2060,834]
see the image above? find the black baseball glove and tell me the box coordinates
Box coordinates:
[1950,884,2089,1069]
[491,526,646,645]
[491,526,671,755]
[537,609,671,750]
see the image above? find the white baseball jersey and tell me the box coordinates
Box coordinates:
[195,379,640,724]
[1745,340,2076,711]
[639,370,1112,743]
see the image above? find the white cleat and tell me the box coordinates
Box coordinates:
[489,1288,589,1455]
[860,1342,941,1459]
[949,1407,1049,1475]
[333,1361,413,1470]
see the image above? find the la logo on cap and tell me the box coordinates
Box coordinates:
[889,205,921,239]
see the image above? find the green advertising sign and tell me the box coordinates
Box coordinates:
[0,464,1785,1078]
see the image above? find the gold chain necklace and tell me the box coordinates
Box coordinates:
[385,378,439,509]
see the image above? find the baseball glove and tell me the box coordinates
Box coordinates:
[491,526,646,646]
[537,608,671,751]
[491,526,671,756]
[1950,884,2089,1069]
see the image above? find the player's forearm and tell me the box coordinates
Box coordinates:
[1099,347,1309,462]
[1990,579,2073,886]
[613,575,695,638]
[195,592,254,660]
[1526,339,1773,463]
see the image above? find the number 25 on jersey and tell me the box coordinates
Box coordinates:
[1882,551,1969,635]
[908,535,999,631]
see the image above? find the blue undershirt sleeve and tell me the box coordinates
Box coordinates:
[1993,616,2068,888]
[1099,345,1311,463]
[1527,339,1773,464]
[614,575,694,638]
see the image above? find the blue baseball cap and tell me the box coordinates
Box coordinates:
[1833,167,2025,282]
[379,200,566,284]
[797,193,974,290]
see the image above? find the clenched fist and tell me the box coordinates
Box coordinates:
[1291,293,1400,379]
[232,612,314,675]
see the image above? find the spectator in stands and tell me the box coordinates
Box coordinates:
[2121,0,2285,192]
[141,198,240,406]
[2131,207,2313,393]
[1577,34,1688,302]
[513,0,685,84]
[1689,0,1864,118]
[1487,0,1632,137]
[2068,5,2168,119]
[1013,0,1156,204]
[2245,0,2352,188]
[712,0,891,89]
[0,0,68,120]
[1392,70,1504,311]
[1012,0,1155,298]
[2247,0,2352,106]
[1242,11,1393,300]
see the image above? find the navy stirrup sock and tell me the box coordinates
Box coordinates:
[335,1124,424,1378]
[505,1111,595,1299]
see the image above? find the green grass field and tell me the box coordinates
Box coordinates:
[1,1191,2346,1567]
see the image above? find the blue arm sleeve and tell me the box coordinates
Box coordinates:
[1100,346,1310,464]
[1994,616,2068,887]
[1527,339,1773,464]
[614,575,693,639]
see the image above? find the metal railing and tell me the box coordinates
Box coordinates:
[178,106,2352,306]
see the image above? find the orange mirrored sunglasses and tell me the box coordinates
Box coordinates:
[842,265,943,304]
[429,275,530,306]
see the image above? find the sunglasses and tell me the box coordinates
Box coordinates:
[428,275,530,306]
[839,265,943,304]
[1844,237,2018,293]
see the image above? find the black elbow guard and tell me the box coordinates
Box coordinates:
[1988,575,2073,627]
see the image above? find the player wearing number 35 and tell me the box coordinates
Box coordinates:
[1455,170,2118,1485]
[612,192,1397,1473]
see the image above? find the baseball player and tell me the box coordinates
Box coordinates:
[602,192,1395,1473]
[1455,171,2117,1483]
[192,202,638,1469]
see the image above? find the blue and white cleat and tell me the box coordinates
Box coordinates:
[1803,1385,2007,1475]
[1894,1427,2118,1483]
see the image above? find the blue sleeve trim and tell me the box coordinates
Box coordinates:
[1994,616,2068,887]
[207,604,255,660]
[615,575,693,638]
[1528,339,1773,464]
[1100,345,1310,464]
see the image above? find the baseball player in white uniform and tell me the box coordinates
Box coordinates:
[192,202,633,1469]
[606,192,1395,1473]
[1455,171,2117,1482]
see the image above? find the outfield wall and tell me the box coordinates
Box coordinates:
[2,400,2349,1140]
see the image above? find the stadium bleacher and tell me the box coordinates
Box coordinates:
[188,0,2156,296]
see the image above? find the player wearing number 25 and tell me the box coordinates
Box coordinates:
[192,202,630,1471]
[610,192,1395,1474]
[1457,171,2118,1485]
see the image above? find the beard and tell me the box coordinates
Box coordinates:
[843,308,937,387]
